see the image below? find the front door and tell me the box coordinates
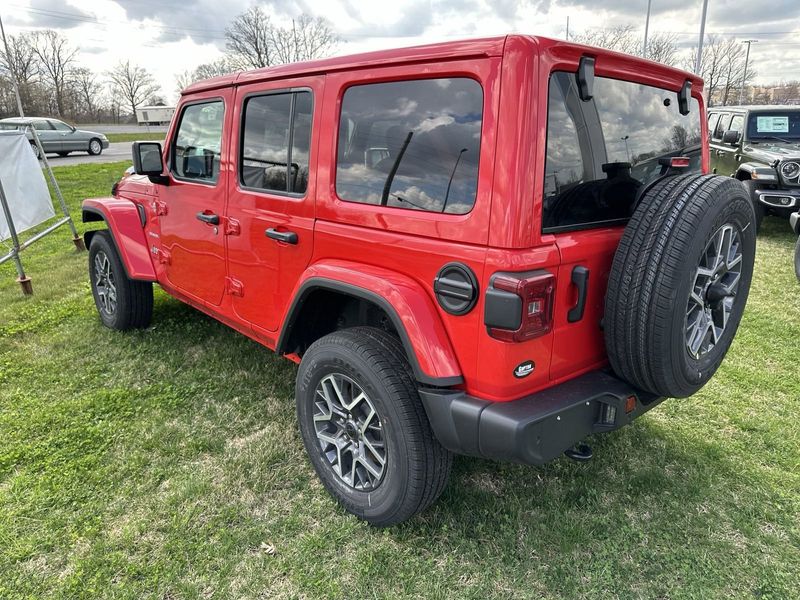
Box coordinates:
[225,77,321,333]
[158,92,231,306]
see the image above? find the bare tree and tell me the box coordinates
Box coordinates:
[686,36,757,106]
[70,67,101,121]
[194,57,237,80]
[107,60,160,117]
[0,32,41,114]
[30,30,77,117]
[645,32,679,66]
[572,26,679,66]
[225,7,338,69]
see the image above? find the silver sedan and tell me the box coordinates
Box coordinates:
[0,117,110,158]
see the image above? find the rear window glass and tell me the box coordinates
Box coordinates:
[336,78,483,215]
[543,72,702,232]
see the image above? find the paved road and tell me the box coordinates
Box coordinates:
[43,142,133,167]
[76,124,168,135]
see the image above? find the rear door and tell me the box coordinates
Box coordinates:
[224,76,321,333]
[158,91,231,306]
[542,71,703,381]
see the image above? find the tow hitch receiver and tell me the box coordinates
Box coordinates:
[564,443,593,462]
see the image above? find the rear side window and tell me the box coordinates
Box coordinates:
[172,100,224,183]
[336,78,483,215]
[240,90,313,195]
[543,72,702,232]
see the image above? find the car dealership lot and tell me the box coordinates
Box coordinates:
[0,161,798,598]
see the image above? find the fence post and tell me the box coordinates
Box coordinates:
[0,177,33,294]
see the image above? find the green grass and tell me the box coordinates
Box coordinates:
[1,162,798,598]
[105,132,166,144]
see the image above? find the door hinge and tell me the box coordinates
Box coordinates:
[152,200,168,216]
[152,246,171,265]
[226,277,244,297]
[225,217,241,236]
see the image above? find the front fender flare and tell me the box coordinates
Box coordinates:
[278,260,463,387]
[82,198,156,281]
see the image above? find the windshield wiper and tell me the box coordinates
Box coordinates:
[755,135,796,144]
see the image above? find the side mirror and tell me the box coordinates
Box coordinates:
[722,130,740,145]
[132,141,168,184]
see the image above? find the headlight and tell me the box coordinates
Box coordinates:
[780,161,800,181]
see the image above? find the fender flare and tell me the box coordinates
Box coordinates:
[277,261,463,387]
[735,162,779,183]
[81,198,156,281]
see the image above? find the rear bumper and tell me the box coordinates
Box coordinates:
[420,370,664,466]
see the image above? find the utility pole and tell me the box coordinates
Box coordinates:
[0,12,25,117]
[642,0,652,58]
[695,0,709,74]
[739,39,757,105]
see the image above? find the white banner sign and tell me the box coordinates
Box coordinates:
[0,131,55,241]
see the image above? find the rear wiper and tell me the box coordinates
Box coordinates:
[380,131,413,206]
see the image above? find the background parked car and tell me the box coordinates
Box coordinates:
[708,105,800,229]
[0,117,109,159]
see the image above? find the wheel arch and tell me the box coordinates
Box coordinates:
[82,198,156,281]
[277,264,463,387]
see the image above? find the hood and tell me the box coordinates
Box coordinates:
[744,141,800,164]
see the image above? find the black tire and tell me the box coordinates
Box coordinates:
[605,174,756,398]
[88,231,153,330]
[794,236,800,282]
[88,138,103,156]
[296,326,452,527]
[742,180,764,231]
[57,152,70,157]
[30,142,41,160]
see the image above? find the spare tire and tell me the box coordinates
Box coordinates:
[605,174,756,398]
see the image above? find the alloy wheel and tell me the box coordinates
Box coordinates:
[90,140,102,154]
[312,373,386,491]
[93,250,118,316]
[685,223,743,359]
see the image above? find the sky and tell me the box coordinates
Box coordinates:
[3,0,800,104]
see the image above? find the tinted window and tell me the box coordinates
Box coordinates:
[50,120,72,132]
[543,72,702,232]
[240,90,312,194]
[172,100,224,183]
[336,78,483,215]
[713,114,731,140]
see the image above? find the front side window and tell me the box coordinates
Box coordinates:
[172,100,224,183]
[240,90,312,194]
[543,72,702,232]
[336,77,483,215]
[729,115,745,134]
[713,114,731,140]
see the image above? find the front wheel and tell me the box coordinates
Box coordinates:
[794,236,800,282]
[88,138,103,155]
[296,327,452,527]
[742,180,764,231]
[89,231,153,330]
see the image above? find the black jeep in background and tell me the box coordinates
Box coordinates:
[708,106,800,228]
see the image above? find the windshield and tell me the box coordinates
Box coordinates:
[747,112,800,141]
[543,71,702,232]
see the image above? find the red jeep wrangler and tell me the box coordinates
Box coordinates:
[82,36,756,526]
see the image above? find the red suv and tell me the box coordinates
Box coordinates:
[82,35,756,526]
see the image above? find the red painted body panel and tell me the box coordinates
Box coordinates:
[82,198,156,281]
[285,258,463,382]
[93,34,709,402]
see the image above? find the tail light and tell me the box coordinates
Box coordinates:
[485,271,555,342]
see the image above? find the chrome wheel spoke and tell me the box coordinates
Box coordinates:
[312,373,386,491]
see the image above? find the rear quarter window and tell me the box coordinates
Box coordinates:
[336,77,483,215]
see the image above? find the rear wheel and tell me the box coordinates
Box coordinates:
[296,327,452,526]
[88,231,153,330]
[605,174,756,398]
[30,142,41,160]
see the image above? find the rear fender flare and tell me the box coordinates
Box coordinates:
[278,260,463,387]
[82,198,156,281]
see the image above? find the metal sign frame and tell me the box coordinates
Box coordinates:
[0,123,84,295]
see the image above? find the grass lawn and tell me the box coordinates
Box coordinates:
[1,162,798,599]
[104,132,166,144]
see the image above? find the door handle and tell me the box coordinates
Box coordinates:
[567,266,589,323]
[196,212,219,225]
[266,228,298,244]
